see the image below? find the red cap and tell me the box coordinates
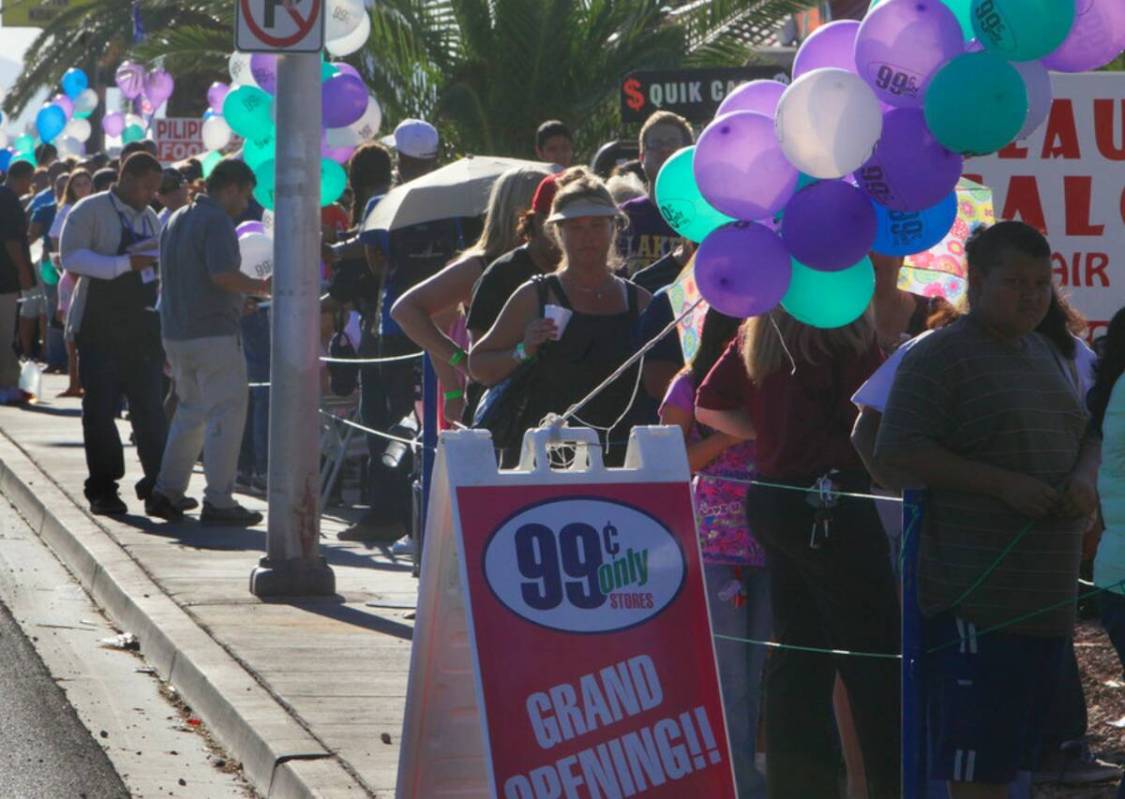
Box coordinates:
[530,173,559,216]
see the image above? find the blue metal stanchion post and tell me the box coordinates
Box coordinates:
[902,489,926,798]
[416,355,438,578]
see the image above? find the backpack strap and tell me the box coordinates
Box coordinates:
[543,274,573,311]
[625,280,639,319]
[532,274,551,317]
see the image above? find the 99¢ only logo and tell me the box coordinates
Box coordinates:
[482,498,687,634]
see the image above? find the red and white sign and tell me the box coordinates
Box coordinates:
[235,0,324,53]
[397,428,735,799]
[153,118,205,163]
[968,72,1125,339]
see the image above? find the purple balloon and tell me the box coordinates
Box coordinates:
[1042,0,1125,72]
[143,68,175,108]
[51,94,74,118]
[207,82,230,115]
[855,108,962,212]
[855,0,965,108]
[237,221,266,237]
[781,180,877,272]
[115,60,145,100]
[101,111,125,137]
[793,20,859,78]
[330,62,362,81]
[694,112,798,222]
[322,140,356,164]
[250,54,278,95]
[695,223,793,318]
[322,73,369,129]
[716,80,788,118]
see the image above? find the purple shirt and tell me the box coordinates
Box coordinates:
[618,196,677,275]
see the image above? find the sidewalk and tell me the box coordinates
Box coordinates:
[0,372,417,799]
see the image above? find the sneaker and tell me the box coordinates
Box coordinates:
[89,495,128,516]
[1034,747,1122,785]
[176,497,199,512]
[144,491,184,522]
[391,535,416,556]
[337,518,404,544]
[201,502,264,527]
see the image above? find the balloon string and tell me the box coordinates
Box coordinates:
[770,313,797,376]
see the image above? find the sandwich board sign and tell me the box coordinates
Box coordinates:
[235,0,325,53]
[397,426,736,798]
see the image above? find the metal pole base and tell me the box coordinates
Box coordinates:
[250,556,336,598]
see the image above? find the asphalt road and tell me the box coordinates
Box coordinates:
[0,599,129,799]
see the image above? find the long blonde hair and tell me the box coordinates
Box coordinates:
[465,165,553,262]
[741,309,875,384]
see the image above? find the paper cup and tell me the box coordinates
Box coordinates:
[544,304,572,339]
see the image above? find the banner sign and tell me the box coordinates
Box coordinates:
[621,67,790,124]
[153,118,206,163]
[967,72,1125,339]
[397,428,735,799]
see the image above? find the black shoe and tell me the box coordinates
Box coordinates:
[201,502,263,527]
[176,497,199,512]
[337,518,405,544]
[145,491,184,522]
[90,495,128,516]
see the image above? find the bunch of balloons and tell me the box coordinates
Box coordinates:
[98,60,176,147]
[194,0,376,210]
[21,67,99,157]
[657,0,1125,328]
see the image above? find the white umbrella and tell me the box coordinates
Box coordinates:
[363,155,552,233]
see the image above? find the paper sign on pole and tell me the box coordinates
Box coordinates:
[153,118,206,164]
[398,427,736,798]
[967,72,1125,338]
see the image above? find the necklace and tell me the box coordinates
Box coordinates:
[562,271,615,300]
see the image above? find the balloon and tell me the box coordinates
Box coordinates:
[10,151,34,168]
[695,223,793,318]
[924,52,1026,155]
[201,115,233,151]
[73,88,98,118]
[201,150,223,179]
[781,180,877,272]
[0,131,7,150]
[115,60,145,99]
[122,124,145,144]
[872,191,958,256]
[793,20,859,77]
[125,113,146,131]
[143,68,175,108]
[782,258,876,329]
[855,0,965,108]
[325,124,362,150]
[716,80,788,118]
[322,138,355,164]
[330,62,362,82]
[237,221,265,237]
[694,112,798,221]
[36,104,67,143]
[64,117,91,143]
[101,112,125,136]
[223,85,274,138]
[1043,0,1125,72]
[207,82,230,115]
[0,151,12,172]
[242,133,276,170]
[52,94,74,119]
[775,69,883,179]
[326,0,366,42]
[228,52,257,87]
[56,136,83,158]
[855,108,962,211]
[321,158,348,206]
[869,0,975,40]
[653,147,736,243]
[322,73,369,128]
[971,0,1077,62]
[1013,60,1053,141]
[238,232,274,280]
[253,159,277,210]
[60,68,88,100]
[325,8,371,56]
[13,134,34,155]
[250,54,278,95]
[350,95,383,140]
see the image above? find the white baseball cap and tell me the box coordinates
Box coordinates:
[382,118,439,160]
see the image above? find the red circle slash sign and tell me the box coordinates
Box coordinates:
[241,0,323,48]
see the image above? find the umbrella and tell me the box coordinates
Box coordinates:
[362,155,551,233]
[898,178,995,307]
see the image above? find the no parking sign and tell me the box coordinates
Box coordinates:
[235,0,325,53]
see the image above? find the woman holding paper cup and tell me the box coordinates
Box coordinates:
[469,172,651,466]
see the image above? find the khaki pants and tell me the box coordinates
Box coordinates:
[155,335,248,509]
[0,293,19,388]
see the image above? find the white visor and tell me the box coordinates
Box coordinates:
[546,199,622,224]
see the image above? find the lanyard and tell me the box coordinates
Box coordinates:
[109,192,152,242]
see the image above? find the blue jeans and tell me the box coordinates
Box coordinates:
[1101,592,1125,799]
[238,386,269,476]
[704,562,770,799]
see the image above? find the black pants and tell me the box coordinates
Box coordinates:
[746,479,902,799]
[77,342,167,503]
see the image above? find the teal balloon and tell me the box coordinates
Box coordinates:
[869,0,974,40]
[10,152,36,168]
[321,62,339,82]
[653,147,734,243]
[201,150,223,179]
[243,134,275,170]
[223,85,274,139]
[122,124,145,144]
[253,158,277,211]
[36,104,67,143]
[782,257,875,329]
[924,52,1026,155]
[320,158,346,206]
[14,134,34,155]
[971,0,1076,62]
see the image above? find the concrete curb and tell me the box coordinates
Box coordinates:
[0,432,370,798]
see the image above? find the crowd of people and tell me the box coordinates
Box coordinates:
[2,106,1125,798]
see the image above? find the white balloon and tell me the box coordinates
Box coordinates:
[238,231,273,280]
[349,94,383,141]
[325,9,370,56]
[56,136,84,157]
[1013,60,1053,141]
[64,117,91,142]
[0,131,9,149]
[228,51,257,87]
[326,124,362,150]
[74,88,99,115]
[326,0,366,42]
[124,112,146,132]
[774,68,883,179]
[201,115,233,151]
[261,209,275,233]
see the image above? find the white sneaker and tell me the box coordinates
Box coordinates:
[391,536,415,556]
